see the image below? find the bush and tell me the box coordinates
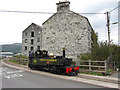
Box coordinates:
[91,42,111,60]
[14,55,28,59]
[79,53,92,60]
[110,44,120,68]
[79,42,111,61]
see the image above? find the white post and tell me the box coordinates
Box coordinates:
[105,60,107,72]
[89,60,91,71]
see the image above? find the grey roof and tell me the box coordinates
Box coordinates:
[23,23,42,33]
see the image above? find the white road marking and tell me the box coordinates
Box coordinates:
[0,68,24,79]
[0,67,8,75]
[6,70,24,74]
[1,67,8,72]
[5,76,10,79]
[5,73,23,79]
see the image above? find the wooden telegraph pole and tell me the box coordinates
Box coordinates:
[106,11,110,45]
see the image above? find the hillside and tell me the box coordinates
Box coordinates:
[0,43,22,54]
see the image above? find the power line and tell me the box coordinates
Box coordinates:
[109,5,120,13]
[0,10,106,15]
[0,5,119,14]
[76,12,106,15]
[0,10,54,14]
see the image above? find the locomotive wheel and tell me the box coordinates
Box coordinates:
[30,65,36,70]
[67,71,78,76]
[29,64,33,69]
[73,71,78,76]
[50,66,57,73]
[57,68,61,74]
[67,72,73,76]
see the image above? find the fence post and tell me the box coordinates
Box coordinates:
[105,60,107,72]
[89,60,91,72]
[113,61,116,70]
[79,60,80,66]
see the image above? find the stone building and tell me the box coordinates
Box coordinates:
[22,23,42,56]
[22,0,93,61]
[42,0,93,60]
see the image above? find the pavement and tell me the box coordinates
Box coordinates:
[1,58,120,89]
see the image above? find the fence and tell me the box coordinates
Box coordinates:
[79,60,107,73]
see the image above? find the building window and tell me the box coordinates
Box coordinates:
[25,46,27,50]
[30,47,34,51]
[38,31,40,35]
[25,33,27,36]
[31,32,34,37]
[37,46,40,50]
[37,38,40,42]
[25,39,27,43]
[31,39,34,45]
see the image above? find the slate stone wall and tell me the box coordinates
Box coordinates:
[42,11,92,61]
[22,23,42,56]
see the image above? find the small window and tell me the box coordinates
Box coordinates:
[25,33,27,36]
[25,46,27,50]
[30,47,34,51]
[25,39,27,43]
[31,32,34,37]
[31,39,34,45]
[37,46,40,50]
[38,31,40,35]
[37,38,40,42]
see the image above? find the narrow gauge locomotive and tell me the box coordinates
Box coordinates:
[28,48,79,76]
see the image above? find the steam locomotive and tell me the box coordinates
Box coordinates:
[28,48,79,76]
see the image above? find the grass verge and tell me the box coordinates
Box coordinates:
[79,71,103,76]
[9,59,28,65]
[9,59,18,64]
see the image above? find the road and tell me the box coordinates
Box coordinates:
[1,66,103,88]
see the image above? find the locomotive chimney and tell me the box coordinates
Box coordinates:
[63,48,66,57]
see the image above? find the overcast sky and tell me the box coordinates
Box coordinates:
[0,0,119,45]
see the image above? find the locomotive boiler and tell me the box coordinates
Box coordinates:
[28,48,79,76]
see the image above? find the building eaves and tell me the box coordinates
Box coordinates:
[42,13,57,25]
[70,11,94,31]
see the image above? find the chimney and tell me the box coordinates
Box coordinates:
[56,0,70,12]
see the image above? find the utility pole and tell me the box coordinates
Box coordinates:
[106,11,110,45]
